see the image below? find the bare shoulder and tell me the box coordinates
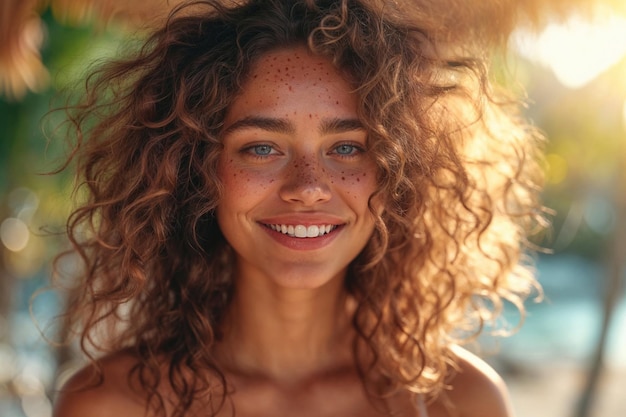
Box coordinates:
[443,345,516,417]
[52,351,147,417]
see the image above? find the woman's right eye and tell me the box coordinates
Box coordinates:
[241,144,277,157]
[251,144,273,155]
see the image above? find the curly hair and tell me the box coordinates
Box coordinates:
[54,0,546,415]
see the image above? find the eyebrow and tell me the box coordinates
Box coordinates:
[222,117,295,136]
[319,118,365,135]
[222,116,364,136]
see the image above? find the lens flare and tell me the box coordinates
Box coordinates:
[515,13,626,89]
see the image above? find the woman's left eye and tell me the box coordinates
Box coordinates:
[332,143,363,156]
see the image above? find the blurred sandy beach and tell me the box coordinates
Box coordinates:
[504,364,626,417]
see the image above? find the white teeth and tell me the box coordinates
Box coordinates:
[295,225,307,238]
[267,223,337,238]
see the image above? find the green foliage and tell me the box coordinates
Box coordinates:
[0,9,127,283]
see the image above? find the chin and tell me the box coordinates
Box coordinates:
[267,264,348,291]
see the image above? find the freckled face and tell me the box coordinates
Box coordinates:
[216,46,378,289]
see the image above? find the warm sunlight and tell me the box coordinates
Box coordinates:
[515,13,626,89]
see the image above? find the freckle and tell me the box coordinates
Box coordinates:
[336,101,339,104]
[342,177,346,180]
[357,177,360,182]
[309,114,312,118]
[288,86,292,91]
[362,173,367,177]
[278,69,281,73]
[305,163,310,167]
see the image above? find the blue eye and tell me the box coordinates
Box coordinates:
[243,144,276,156]
[334,144,362,156]
[252,144,273,155]
[336,144,354,154]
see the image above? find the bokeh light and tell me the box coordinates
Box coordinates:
[515,12,626,89]
[1,218,30,252]
[545,153,568,185]
[583,195,616,236]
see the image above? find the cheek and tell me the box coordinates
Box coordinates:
[329,166,377,201]
[218,159,279,201]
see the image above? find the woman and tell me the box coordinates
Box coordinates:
[52,0,545,416]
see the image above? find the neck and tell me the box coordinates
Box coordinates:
[215,271,356,383]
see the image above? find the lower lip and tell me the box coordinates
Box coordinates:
[261,224,343,251]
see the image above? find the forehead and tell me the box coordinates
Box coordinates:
[251,46,334,73]
[225,46,359,125]
[241,45,354,93]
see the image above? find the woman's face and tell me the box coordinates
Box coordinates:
[216,46,378,289]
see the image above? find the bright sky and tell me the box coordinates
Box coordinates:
[514,13,626,89]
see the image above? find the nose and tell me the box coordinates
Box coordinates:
[279,156,332,205]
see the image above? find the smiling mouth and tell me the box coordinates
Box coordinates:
[265,224,339,238]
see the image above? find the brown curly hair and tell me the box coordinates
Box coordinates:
[54,0,546,415]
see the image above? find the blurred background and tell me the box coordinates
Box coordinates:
[0,1,625,416]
